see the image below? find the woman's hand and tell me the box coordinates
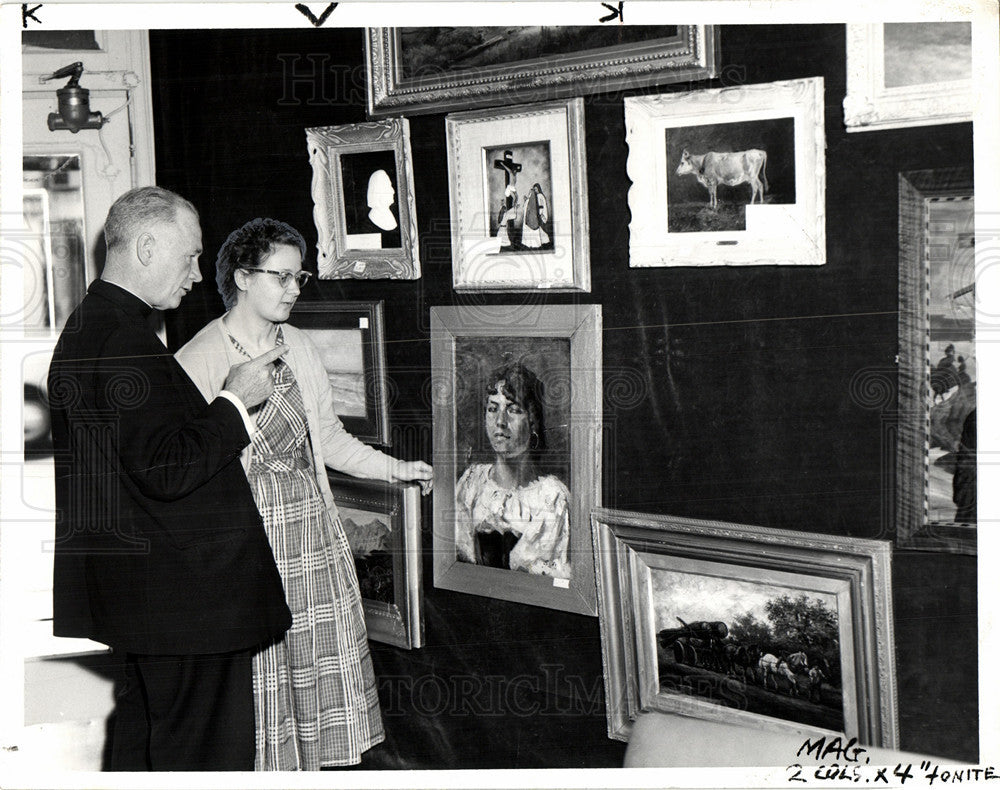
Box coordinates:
[393,460,433,495]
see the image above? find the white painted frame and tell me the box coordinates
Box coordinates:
[445,98,591,292]
[844,24,973,133]
[625,77,826,268]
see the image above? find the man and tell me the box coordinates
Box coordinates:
[47,186,292,770]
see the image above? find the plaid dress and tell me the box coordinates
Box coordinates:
[238,336,384,770]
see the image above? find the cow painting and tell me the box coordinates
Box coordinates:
[675,149,769,210]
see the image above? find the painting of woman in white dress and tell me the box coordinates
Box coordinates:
[454,359,570,579]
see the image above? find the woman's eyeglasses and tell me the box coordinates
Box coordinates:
[239,268,313,289]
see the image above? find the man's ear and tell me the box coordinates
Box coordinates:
[136,232,155,266]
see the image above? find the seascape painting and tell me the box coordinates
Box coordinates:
[666,117,796,233]
[883,22,971,89]
[298,327,367,419]
[651,568,845,732]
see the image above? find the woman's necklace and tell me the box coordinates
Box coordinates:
[225,319,283,360]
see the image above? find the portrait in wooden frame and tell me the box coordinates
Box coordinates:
[430,304,601,615]
[365,26,719,117]
[844,23,973,133]
[592,508,898,748]
[445,98,590,292]
[897,168,976,555]
[290,300,390,447]
[327,472,424,650]
[306,118,420,280]
[625,77,826,267]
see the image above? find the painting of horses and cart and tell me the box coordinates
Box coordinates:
[593,509,898,745]
[652,569,844,732]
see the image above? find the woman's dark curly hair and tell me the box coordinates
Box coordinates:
[484,362,546,454]
[215,217,307,309]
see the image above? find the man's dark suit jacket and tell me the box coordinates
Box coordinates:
[48,279,291,654]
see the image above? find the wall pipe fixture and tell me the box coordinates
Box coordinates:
[41,62,106,134]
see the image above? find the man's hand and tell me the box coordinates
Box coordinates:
[222,345,288,408]
[393,460,433,495]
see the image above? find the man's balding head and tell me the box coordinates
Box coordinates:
[104,186,199,254]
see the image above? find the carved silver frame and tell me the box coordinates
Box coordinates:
[624,77,827,267]
[365,26,719,117]
[592,508,898,747]
[306,119,420,280]
[844,24,973,133]
[445,98,590,292]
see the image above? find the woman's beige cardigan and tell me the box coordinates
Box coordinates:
[176,317,400,520]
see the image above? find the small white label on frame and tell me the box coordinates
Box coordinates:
[553,577,569,589]
[359,317,369,329]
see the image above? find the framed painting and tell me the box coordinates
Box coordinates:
[327,472,424,649]
[625,77,826,267]
[844,23,973,132]
[365,26,719,117]
[306,119,420,280]
[592,508,898,748]
[445,99,590,292]
[430,305,601,615]
[897,168,975,555]
[290,300,390,447]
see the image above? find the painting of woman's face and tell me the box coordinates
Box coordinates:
[485,384,531,460]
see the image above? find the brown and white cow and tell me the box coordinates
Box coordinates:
[675,149,768,209]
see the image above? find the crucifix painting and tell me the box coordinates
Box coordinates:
[484,142,554,253]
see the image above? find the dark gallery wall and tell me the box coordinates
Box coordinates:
[149,26,978,766]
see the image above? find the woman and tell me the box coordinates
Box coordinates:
[496,184,518,248]
[520,183,550,249]
[454,363,570,578]
[176,218,431,770]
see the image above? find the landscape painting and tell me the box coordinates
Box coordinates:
[395,26,683,79]
[651,568,845,733]
[340,502,395,604]
[368,26,718,116]
[327,473,424,649]
[666,117,796,233]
